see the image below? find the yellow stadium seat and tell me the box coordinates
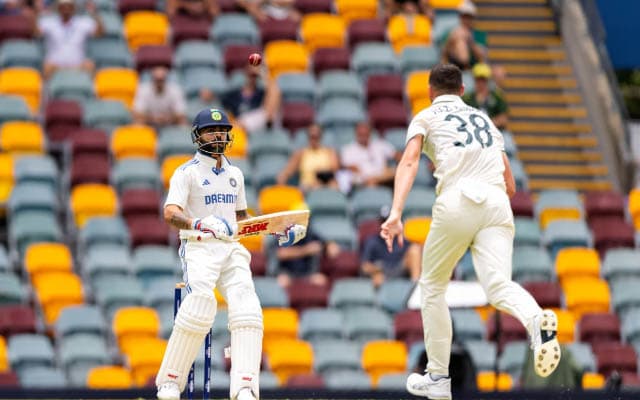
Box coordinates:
[539,207,582,229]
[124,336,167,387]
[300,13,347,53]
[87,365,133,389]
[214,288,227,308]
[24,242,73,279]
[0,153,13,207]
[226,125,247,158]
[123,11,169,51]
[111,124,157,160]
[0,121,45,154]
[429,0,463,9]
[412,97,432,116]
[553,308,576,343]
[404,216,432,244]
[555,247,600,285]
[335,0,378,23]
[406,70,430,106]
[161,154,192,189]
[113,307,161,353]
[629,188,640,229]
[264,40,310,79]
[258,185,304,215]
[263,308,298,347]
[32,272,84,324]
[0,68,41,113]
[388,14,432,53]
[94,68,139,109]
[70,184,118,227]
[264,338,313,384]
[563,277,610,321]
[361,340,407,386]
[476,371,513,391]
[239,234,264,252]
[0,336,7,372]
[582,372,605,389]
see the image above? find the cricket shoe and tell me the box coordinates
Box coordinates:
[235,388,257,400]
[157,382,180,400]
[531,309,561,377]
[406,372,451,399]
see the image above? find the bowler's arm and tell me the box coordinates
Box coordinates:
[502,152,516,198]
[164,204,193,230]
[389,135,423,218]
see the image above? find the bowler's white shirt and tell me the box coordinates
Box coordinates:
[39,15,96,67]
[407,94,506,194]
[165,152,247,236]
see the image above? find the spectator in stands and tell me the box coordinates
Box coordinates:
[361,206,421,288]
[276,124,340,191]
[274,226,336,289]
[221,64,281,134]
[165,0,219,21]
[133,66,188,127]
[339,121,401,192]
[463,63,509,130]
[35,0,103,80]
[383,0,434,22]
[441,0,486,70]
[238,0,301,23]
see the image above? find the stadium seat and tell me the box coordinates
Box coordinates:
[368,98,408,133]
[257,185,304,215]
[312,47,351,75]
[70,184,118,228]
[0,95,30,123]
[514,217,541,246]
[161,154,193,189]
[324,369,371,389]
[24,242,72,280]
[124,336,167,386]
[254,277,289,308]
[113,306,161,352]
[313,339,361,374]
[264,40,310,78]
[88,37,133,69]
[170,15,210,46]
[94,68,138,109]
[543,220,592,258]
[69,128,109,156]
[366,73,404,105]
[123,11,169,51]
[78,217,130,253]
[584,190,625,220]
[127,215,170,248]
[305,188,348,219]
[464,340,497,371]
[317,71,363,104]
[286,373,324,388]
[9,211,62,256]
[281,102,315,134]
[0,67,41,113]
[0,337,7,372]
[592,342,637,377]
[287,279,329,312]
[18,366,67,388]
[112,158,161,193]
[404,216,432,245]
[93,275,145,318]
[71,144,112,180]
[8,182,59,217]
[564,277,611,320]
[32,272,84,324]
[350,187,393,225]
[450,308,485,343]
[555,247,600,286]
[348,19,386,49]
[343,307,392,343]
[264,338,313,383]
[362,340,407,385]
[0,272,24,304]
[263,308,299,347]
[476,371,513,392]
[590,216,635,256]
[400,45,439,76]
[0,305,36,337]
[582,371,605,389]
[498,340,528,378]
[48,70,93,102]
[0,247,8,273]
[60,333,110,386]
[132,245,175,285]
[135,44,173,71]
[157,126,194,160]
[86,365,133,389]
[174,41,222,74]
[259,17,298,45]
[300,13,346,53]
[0,39,41,69]
[252,154,289,190]
[223,44,260,74]
[602,248,640,285]
[578,312,620,347]
[329,278,376,309]
[567,342,597,372]
[248,129,292,164]
[110,124,157,160]
[8,333,54,372]
[299,308,343,342]
[98,11,125,39]
[335,0,378,23]
[487,312,527,350]
[351,42,398,80]
[277,73,316,105]
[510,191,534,217]
[378,279,413,314]
[121,188,160,220]
[387,14,432,53]
[512,246,553,283]
[405,70,430,111]
[0,121,44,154]
[84,243,132,281]
[610,277,640,318]
[14,154,56,188]
[393,310,423,347]
[210,13,259,49]
[628,188,640,230]
[83,99,132,133]
[45,99,82,139]
[0,153,14,207]
[55,305,107,339]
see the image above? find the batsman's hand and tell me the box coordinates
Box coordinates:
[380,212,403,252]
[277,224,307,247]
[192,216,237,241]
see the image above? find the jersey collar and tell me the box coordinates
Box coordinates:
[432,94,464,105]
[195,152,231,175]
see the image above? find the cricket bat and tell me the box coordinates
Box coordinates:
[235,210,310,238]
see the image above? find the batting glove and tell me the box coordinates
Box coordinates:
[277,224,307,247]
[192,216,237,241]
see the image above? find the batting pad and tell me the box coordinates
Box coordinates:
[156,294,217,391]
[230,326,263,399]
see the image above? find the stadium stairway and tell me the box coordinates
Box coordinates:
[476,0,613,191]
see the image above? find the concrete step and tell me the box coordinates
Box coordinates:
[514,135,598,148]
[487,35,562,47]
[509,106,588,119]
[524,164,609,176]
[502,64,573,76]
[505,92,583,105]
[518,151,603,162]
[510,121,591,134]
[528,179,613,191]
[478,6,553,18]
[489,49,566,61]
[502,77,577,90]
[475,20,556,32]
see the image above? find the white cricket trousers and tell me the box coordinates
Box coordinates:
[419,183,542,376]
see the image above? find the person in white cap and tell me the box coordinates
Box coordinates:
[441,0,486,70]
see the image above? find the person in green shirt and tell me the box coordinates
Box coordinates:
[463,63,510,130]
[441,1,487,70]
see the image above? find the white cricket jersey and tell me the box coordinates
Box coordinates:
[165,152,247,237]
[406,94,506,195]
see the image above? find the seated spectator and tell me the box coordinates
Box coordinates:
[361,206,421,288]
[166,0,218,21]
[238,0,300,23]
[275,227,336,289]
[35,0,103,80]
[383,0,434,22]
[462,63,509,130]
[441,0,486,70]
[276,124,340,191]
[133,66,188,127]
[222,64,281,134]
[339,121,401,192]
[387,0,433,53]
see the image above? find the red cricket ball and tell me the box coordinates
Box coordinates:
[248,53,262,66]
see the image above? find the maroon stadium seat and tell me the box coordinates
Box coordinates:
[366,74,404,105]
[585,190,626,220]
[522,281,562,309]
[286,373,325,388]
[127,215,170,248]
[70,154,110,186]
[224,45,261,74]
[171,16,210,46]
[45,99,82,132]
[0,305,36,336]
[118,0,156,15]
[348,19,386,49]
[135,45,173,72]
[249,250,266,276]
[0,372,18,387]
[578,312,621,347]
[368,98,408,134]
[260,17,298,45]
[295,0,332,14]
[321,250,360,281]
[281,102,314,134]
[0,15,32,42]
[394,309,423,347]
[69,128,109,157]
[120,188,161,219]
[487,312,527,350]
[510,191,534,217]
[622,372,640,388]
[312,47,350,75]
[219,0,244,12]
[288,279,329,311]
[593,342,637,377]
[589,216,635,257]
[357,218,381,251]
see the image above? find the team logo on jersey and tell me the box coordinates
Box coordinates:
[211,109,222,120]
[202,179,210,186]
[229,177,237,187]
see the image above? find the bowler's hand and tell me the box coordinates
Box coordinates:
[380,213,403,252]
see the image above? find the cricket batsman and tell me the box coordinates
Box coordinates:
[156,108,306,400]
